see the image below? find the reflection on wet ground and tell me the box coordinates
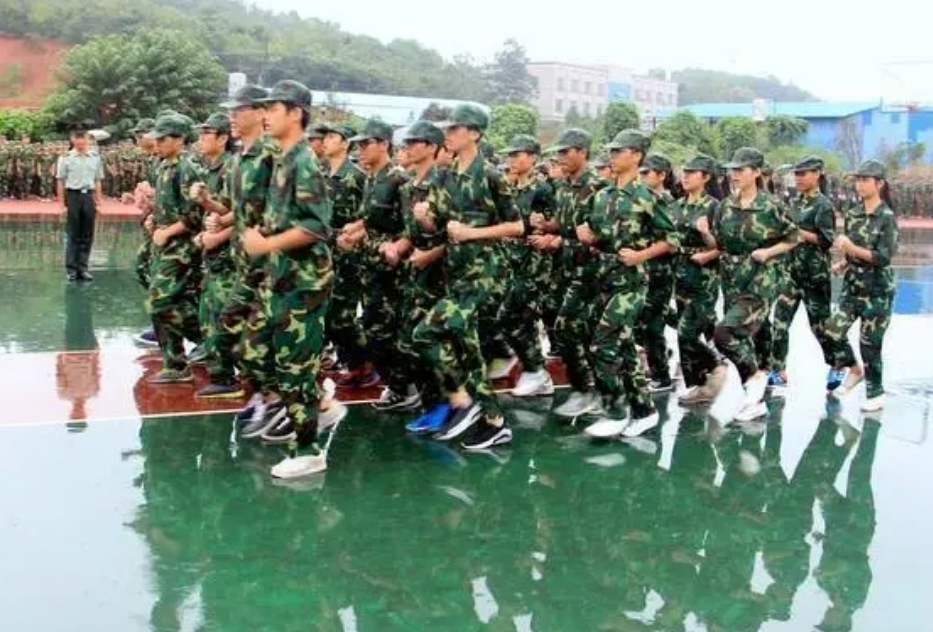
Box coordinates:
[0,266,931,632]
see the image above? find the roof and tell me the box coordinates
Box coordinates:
[309,90,489,127]
[656,101,880,120]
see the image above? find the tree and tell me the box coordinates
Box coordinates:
[879,141,927,177]
[716,117,759,159]
[484,39,536,105]
[487,103,538,151]
[46,29,226,136]
[763,116,809,148]
[671,68,818,105]
[653,110,718,156]
[836,117,863,168]
[649,139,695,169]
[765,145,846,175]
[602,102,640,141]
[419,102,452,122]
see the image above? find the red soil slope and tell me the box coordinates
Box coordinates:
[0,35,69,109]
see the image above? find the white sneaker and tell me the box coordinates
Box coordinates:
[512,369,554,397]
[861,394,886,412]
[836,369,865,398]
[621,412,659,437]
[554,391,601,418]
[487,356,519,380]
[735,400,768,422]
[270,453,327,479]
[584,417,630,438]
[319,401,348,432]
[742,372,768,407]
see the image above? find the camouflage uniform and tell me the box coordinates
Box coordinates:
[317,124,367,371]
[147,115,205,373]
[705,152,798,384]
[823,161,899,399]
[350,120,411,391]
[770,157,836,374]
[497,135,556,374]
[242,119,333,448]
[670,158,723,388]
[586,131,679,417]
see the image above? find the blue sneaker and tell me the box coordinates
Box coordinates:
[826,367,847,392]
[406,403,452,434]
[767,370,788,388]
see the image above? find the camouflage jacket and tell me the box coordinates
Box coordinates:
[202,152,234,273]
[554,169,606,279]
[153,152,205,240]
[712,190,797,301]
[510,173,557,270]
[324,158,366,231]
[262,138,334,293]
[223,135,279,270]
[361,163,409,241]
[788,189,835,283]
[401,165,446,289]
[588,176,679,290]
[841,202,898,296]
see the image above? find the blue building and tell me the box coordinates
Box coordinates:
[655,101,933,166]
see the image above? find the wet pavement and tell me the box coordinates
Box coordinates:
[1,264,932,631]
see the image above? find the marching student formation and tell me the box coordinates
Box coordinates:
[127,80,899,480]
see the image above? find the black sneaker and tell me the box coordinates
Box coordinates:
[240,401,286,439]
[261,415,295,444]
[462,417,513,450]
[434,403,482,441]
[372,387,422,412]
[78,271,94,282]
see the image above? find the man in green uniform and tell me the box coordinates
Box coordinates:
[56,129,104,283]
[240,80,335,478]
[144,114,206,383]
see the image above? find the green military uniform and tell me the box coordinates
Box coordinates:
[823,160,899,400]
[316,123,367,372]
[133,118,158,290]
[243,80,334,449]
[497,134,556,376]
[146,114,206,377]
[586,131,679,420]
[215,86,278,396]
[769,156,836,375]
[193,113,238,390]
[349,120,411,391]
[635,153,676,386]
[705,148,798,385]
[671,155,723,389]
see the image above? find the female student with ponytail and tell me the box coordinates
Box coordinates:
[822,159,899,412]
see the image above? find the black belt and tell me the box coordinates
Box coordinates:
[67,188,93,195]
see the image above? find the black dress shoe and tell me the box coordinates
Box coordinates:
[78,271,94,282]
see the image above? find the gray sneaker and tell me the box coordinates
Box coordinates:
[148,367,194,384]
[554,391,601,418]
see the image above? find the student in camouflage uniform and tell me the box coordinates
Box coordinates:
[695,147,799,422]
[188,112,242,398]
[411,104,525,450]
[238,80,336,478]
[670,155,727,405]
[339,120,410,393]
[565,130,678,439]
[767,155,836,388]
[635,152,677,391]
[144,114,206,383]
[316,123,368,376]
[822,159,899,412]
[592,153,613,183]
[499,133,556,398]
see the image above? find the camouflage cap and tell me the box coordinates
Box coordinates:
[349,119,394,144]
[220,84,269,109]
[504,134,541,155]
[480,139,495,159]
[604,129,651,153]
[156,109,178,119]
[682,155,718,173]
[258,79,313,111]
[197,112,231,135]
[724,147,765,170]
[316,123,356,140]
[762,162,774,176]
[640,153,672,173]
[546,128,592,153]
[147,114,192,140]
[439,103,489,131]
[792,155,825,172]
[591,153,610,168]
[305,126,324,140]
[402,120,445,147]
[132,118,156,134]
[850,159,887,179]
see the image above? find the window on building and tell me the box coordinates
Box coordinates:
[583,102,590,115]
[571,79,579,93]
[584,81,591,94]
[557,77,565,92]
[555,99,563,113]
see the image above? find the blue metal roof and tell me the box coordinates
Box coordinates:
[309,90,489,127]
[657,101,880,120]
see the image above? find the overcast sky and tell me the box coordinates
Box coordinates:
[258,0,933,104]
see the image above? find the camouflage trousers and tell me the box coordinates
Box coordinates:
[554,279,600,392]
[199,264,237,384]
[326,251,368,370]
[823,284,894,399]
[635,259,674,383]
[362,262,405,391]
[396,267,446,407]
[242,282,330,448]
[710,292,772,384]
[497,249,548,372]
[769,273,833,372]
[592,284,655,418]
[412,285,498,416]
[479,250,513,363]
[147,244,203,372]
[135,240,152,289]
[674,261,722,388]
[541,255,569,351]
[216,267,273,393]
